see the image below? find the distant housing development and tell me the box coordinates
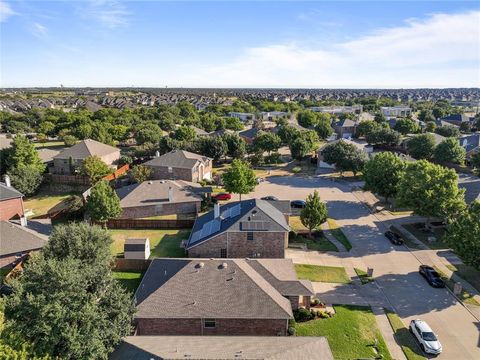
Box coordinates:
[309,105,363,115]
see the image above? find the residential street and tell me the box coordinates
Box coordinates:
[247,175,480,359]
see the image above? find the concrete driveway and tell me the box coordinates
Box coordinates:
[250,175,480,359]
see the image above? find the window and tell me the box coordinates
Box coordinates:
[168,166,173,173]
[204,319,216,328]
[220,248,227,258]
[247,232,254,241]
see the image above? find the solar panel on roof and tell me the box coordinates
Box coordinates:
[190,230,202,243]
[221,208,231,219]
[230,204,241,218]
[211,218,221,233]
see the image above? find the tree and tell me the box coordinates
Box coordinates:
[196,136,227,162]
[289,137,310,161]
[365,128,401,147]
[297,110,318,128]
[355,120,381,138]
[135,123,162,145]
[314,119,333,139]
[459,121,472,133]
[433,137,466,165]
[62,135,78,146]
[173,126,196,142]
[4,223,134,359]
[322,141,368,176]
[85,180,122,224]
[253,131,281,155]
[445,201,480,270]
[471,152,480,176]
[406,134,436,159]
[434,126,460,138]
[374,112,386,123]
[81,155,112,184]
[130,165,153,183]
[363,152,405,203]
[223,133,246,159]
[222,159,256,201]
[6,135,45,173]
[7,166,43,196]
[300,190,328,237]
[277,125,300,145]
[418,109,435,123]
[397,160,465,227]
[394,118,420,135]
[425,121,436,132]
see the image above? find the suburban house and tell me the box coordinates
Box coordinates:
[333,118,357,138]
[309,105,362,115]
[238,127,260,144]
[133,258,314,336]
[260,111,290,121]
[185,199,291,259]
[0,178,25,222]
[115,180,211,219]
[459,134,480,156]
[380,106,412,118]
[0,221,47,268]
[50,139,120,175]
[317,139,373,169]
[439,114,473,127]
[144,150,213,183]
[228,112,255,122]
[111,336,333,360]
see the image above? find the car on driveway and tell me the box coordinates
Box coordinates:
[384,230,404,245]
[261,196,278,201]
[213,193,232,201]
[409,319,442,355]
[419,265,445,288]
[290,200,306,209]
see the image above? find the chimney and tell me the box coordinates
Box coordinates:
[155,150,160,157]
[4,175,11,187]
[214,203,220,218]
[168,187,173,202]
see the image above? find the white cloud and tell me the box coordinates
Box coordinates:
[185,10,480,88]
[32,22,48,38]
[82,0,130,29]
[0,1,16,22]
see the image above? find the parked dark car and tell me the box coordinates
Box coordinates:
[384,231,404,245]
[213,193,232,201]
[261,196,279,201]
[419,265,445,288]
[290,200,306,209]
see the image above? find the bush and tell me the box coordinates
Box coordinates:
[264,152,282,164]
[288,326,296,336]
[288,231,298,240]
[292,166,301,173]
[319,311,330,319]
[294,308,314,322]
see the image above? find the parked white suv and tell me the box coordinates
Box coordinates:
[409,319,442,355]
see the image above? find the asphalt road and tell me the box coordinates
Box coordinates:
[247,175,480,359]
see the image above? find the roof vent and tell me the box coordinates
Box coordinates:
[220,262,228,269]
[148,181,153,184]
[196,262,205,269]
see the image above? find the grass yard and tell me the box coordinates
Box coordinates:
[295,305,392,360]
[33,141,65,148]
[289,233,338,252]
[327,218,353,251]
[402,224,448,250]
[24,191,78,217]
[354,268,374,284]
[446,264,480,293]
[288,216,308,232]
[433,266,480,306]
[295,264,351,284]
[112,271,144,294]
[385,310,426,360]
[110,229,190,258]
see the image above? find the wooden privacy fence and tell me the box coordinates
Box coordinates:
[103,164,130,181]
[45,174,90,185]
[103,218,195,229]
[114,258,152,272]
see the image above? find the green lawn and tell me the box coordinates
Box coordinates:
[354,268,374,284]
[24,192,77,217]
[295,264,351,283]
[385,310,426,360]
[433,266,480,306]
[110,229,190,258]
[402,224,447,250]
[446,264,480,293]
[289,216,308,232]
[112,271,144,294]
[33,140,65,148]
[327,218,353,251]
[289,233,338,252]
[295,305,392,360]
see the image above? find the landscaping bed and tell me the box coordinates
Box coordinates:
[385,310,426,360]
[295,264,351,284]
[294,305,392,360]
[402,223,448,250]
[446,264,480,293]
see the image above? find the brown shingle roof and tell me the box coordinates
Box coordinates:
[53,139,119,160]
[0,221,47,256]
[0,183,23,201]
[144,150,211,169]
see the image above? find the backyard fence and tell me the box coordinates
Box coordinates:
[45,174,91,185]
[102,218,195,229]
[114,258,152,272]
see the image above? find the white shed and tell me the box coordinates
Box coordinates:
[124,238,150,260]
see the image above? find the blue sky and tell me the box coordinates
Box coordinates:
[1,1,479,88]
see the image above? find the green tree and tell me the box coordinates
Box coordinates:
[374,112,387,123]
[365,128,401,147]
[322,141,368,176]
[7,166,43,196]
[434,125,460,138]
[289,137,310,161]
[222,159,256,201]
[4,223,134,359]
[223,133,246,159]
[418,109,435,122]
[446,201,480,270]
[433,137,466,165]
[173,126,197,142]
[406,133,436,159]
[300,190,328,237]
[355,120,381,138]
[196,136,227,162]
[62,134,78,146]
[397,160,465,227]
[135,123,162,145]
[425,121,436,132]
[81,155,112,184]
[130,165,153,183]
[277,125,300,145]
[314,119,333,139]
[6,135,45,173]
[363,152,405,204]
[224,117,245,131]
[394,118,420,135]
[297,110,318,128]
[85,180,122,224]
[253,131,281,155]
[471,152,480,176]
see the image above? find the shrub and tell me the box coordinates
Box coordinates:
[288,231,298,240]
[294,308,314,322]
[264,152,282,164]
[288,326,296,336]
[310,298,320,306]
[292,166,301,173]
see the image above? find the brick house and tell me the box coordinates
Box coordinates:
[0,180,25,221]
[144,150,212,183]
[0,221,47,268]
[133,258,314,336]
[50,139,120,175]
[186,199,291,259]
[115,180,211,219]
[333,118,356,139]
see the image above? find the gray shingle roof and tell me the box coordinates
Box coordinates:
[134,258,293,320]
[110,336,334,360]
[0,183,23,201]
[53,139,119,160]
[186,199,290,249]
[0,221,47,256]
[144,150,211,169]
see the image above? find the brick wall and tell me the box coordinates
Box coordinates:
[0,198,24,221]
[188,231,287,258]
[135,318,288,336]
[119,201,200,219]
[148,161,212,183]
